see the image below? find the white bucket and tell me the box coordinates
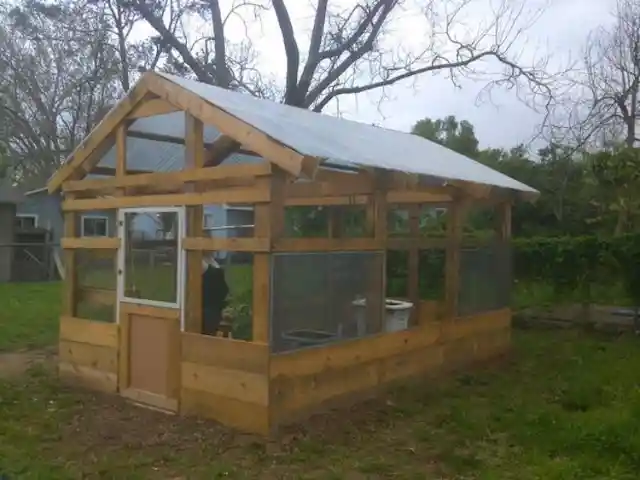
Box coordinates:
[352,298,414,333]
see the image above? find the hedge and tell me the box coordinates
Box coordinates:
[387,234,640,305]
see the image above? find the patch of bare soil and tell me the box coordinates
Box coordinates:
[0,347,56,378]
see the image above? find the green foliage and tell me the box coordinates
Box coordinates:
[411,115,480,158]
[512,234,640,305]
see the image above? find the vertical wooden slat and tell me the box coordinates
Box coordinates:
[185,113,205,333]
[497,202,512,241]
[252,170,286,344]
[118,312,130,391]
[444,200,465,320]
[115,123,127,177]
[366,171,387,333]
[407,203,420,325]
[328,207,344,238]
[166,317,182,401]
[62,207,78,316]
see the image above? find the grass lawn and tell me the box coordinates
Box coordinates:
[0,282,60,351]
[0,329,640,478]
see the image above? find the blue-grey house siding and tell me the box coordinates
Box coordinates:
[17,189,254,255]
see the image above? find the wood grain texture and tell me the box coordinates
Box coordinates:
[181,333,269,374]
[181,387,270,435]
[181,362,269,405]
[269,309,512,430]
[58,340,118,373]
[59,316,118,348]
[59,362,118,393]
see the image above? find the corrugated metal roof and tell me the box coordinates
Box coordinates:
[154,72,537,195]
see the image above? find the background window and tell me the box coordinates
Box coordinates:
[82,216,108,237]
[203,213,215,229]
[14,214,38,229]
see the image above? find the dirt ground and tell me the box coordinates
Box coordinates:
[0,348,56,378]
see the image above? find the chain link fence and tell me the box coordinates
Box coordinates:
[0,242,59,282]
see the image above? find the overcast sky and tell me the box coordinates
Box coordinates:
[139,0,619,150]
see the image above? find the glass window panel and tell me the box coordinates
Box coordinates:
[123,211,178,304]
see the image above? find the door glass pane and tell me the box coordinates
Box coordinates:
[123,211,178,304]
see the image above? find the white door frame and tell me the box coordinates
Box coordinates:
[117,207,186,329]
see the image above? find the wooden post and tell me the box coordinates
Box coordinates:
[496,201,512,241]
[328,207,344,238]
[252,168,286,344]
[365,171,387,333]
[407,203,420,325]
[184,113,205,333]
[444,200,465,320]
[115,124,127,178]
[62,206,78,317]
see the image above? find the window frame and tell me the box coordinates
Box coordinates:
[81,215,109,237]
[15,214,38,229]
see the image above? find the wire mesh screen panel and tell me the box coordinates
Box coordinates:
[270,251,384,353]
[419,249,446,300]
[458,240,511,317]
[76,249,117,322]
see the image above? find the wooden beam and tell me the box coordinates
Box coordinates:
[185,113,205,334]
[496,201,512,241]
[387,190,452,204]
[146,73,319,179]
[64,162,272,193]
[204,134,241,167]
[183,237,270,252]
[444,200,467,319]
[115,123,127,179]
[89,166,152,176]
[62,187,270,211]
[407,203,420,325]
[285,195,369,207]
[62,209,77,317]
[366,171,388,333]
[48,76,153,193]
[61,237,120,249]
[387,237,448,250]
[252,170,286,343]
[273,238,383,252]
[128,98,180,119]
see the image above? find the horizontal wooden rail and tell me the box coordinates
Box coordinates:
[387,191,452,204]
[183,237,270,252]
[63,162,273,193]
[285,195,369,207]
[61,237,120,249]
[273,238,384,252]
[387,238,448,250]
[78,287,116,306]
[62,187,270,211]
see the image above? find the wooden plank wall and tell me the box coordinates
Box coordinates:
[58,316,119,393]
[180,333,271,435]
[269,308,511,430]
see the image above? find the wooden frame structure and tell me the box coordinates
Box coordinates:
[51,72,525,435]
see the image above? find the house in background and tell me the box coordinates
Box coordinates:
[0,181,24,282]
[17,180,255,257]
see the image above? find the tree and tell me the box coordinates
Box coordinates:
[0,0,124,186]
[111,0,553,111]
[588,146,640,235]
[411,115,480,158]
[548,0,640,148]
